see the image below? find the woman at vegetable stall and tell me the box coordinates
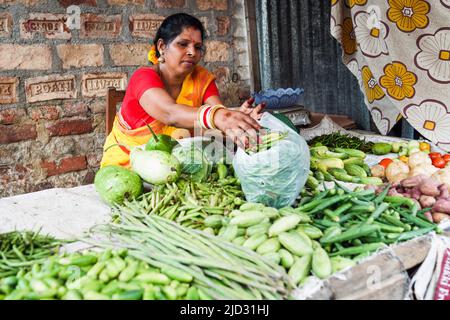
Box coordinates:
[101,13,265,168]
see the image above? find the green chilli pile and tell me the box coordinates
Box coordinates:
[0,249,205,300]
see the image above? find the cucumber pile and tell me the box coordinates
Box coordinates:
[307,146,383,187]
[195,202,352,285]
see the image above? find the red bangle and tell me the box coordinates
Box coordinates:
[202,106,212,129]
[197,105,212,129]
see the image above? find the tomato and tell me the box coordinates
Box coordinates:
[419,142,431,152]
[443,154,450,162]
[432,157,446,169]
[429,152,442,160]
[379,158,394,169]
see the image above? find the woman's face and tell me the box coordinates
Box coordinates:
[160,27,204,76]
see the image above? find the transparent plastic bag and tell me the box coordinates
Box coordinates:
[232,112,310,208]
[172,136,233,182]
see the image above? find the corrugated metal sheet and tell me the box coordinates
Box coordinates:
[255,0,371,130]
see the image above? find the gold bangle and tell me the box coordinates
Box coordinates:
[209,104,226,129]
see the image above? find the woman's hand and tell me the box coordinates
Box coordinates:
[239,97,265,121]
[213,108,261,149]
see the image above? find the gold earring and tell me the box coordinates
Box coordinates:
[158,54,165,63]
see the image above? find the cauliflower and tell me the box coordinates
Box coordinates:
[408,163,439,178]
[408,151,432,168]
[385,161,410,183]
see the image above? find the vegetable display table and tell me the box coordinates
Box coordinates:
[0,184,443,300]
[0,185,109,239]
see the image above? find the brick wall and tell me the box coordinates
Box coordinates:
[0,0,252,197]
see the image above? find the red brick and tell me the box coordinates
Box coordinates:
[0,124,37,144]
[58,0,97,7]
[80,14,122,39]
[0,108,26,124]
[0,44,52,70]
[57,44,104,69]
[46,118,93,137]
[0,13,13,38]
[41,155,87,177]
[216,16,231,36]
[81,72,127,97]
[129,14,165,39]
[62,101,89,117]
[155,0,186,8]
[20,13,71,40]
[29,105,61,121]
[109,43,149,66]
[197,0,227,10]
[0,77,19,104]
[25,74,76,103]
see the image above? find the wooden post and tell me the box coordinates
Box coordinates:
[106,87,125,135]
[244,0,262,93]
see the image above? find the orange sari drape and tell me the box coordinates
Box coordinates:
[100,65,215,168]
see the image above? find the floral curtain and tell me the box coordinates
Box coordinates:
[330,0,450,151]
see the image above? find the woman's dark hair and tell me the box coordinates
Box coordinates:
[153,13,206,57]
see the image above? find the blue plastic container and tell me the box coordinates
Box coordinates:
[253,87,304,109]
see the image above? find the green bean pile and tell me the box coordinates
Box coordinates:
[89,208,293,300]
[0,231,63,278]
[308,133,374,153]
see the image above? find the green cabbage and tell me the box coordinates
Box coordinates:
[172,140,217,182]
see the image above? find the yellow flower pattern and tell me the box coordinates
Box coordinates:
[331,1,450,151]
[342,18,357,55]
[380,62,417,100]
[361,66,385,103]
[387,0,430,32]
[345,0,367,7]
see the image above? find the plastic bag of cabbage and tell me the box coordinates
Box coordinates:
[172,136,233,182]
[233,112,310,208]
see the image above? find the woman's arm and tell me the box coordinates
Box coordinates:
[139,88,261,147]
[139,87,198,128]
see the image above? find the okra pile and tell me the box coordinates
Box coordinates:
[0,249,203,300]
[117,176,245,228]
[245,131,288,154]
